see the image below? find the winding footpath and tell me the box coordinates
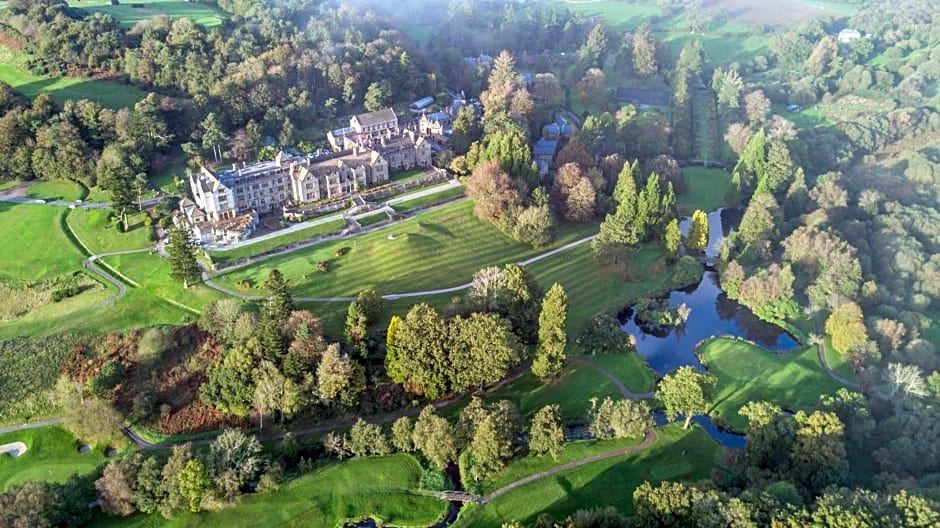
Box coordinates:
[812,317,861,389]
[572,357,655,400]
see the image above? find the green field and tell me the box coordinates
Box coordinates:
[100,454,447,528]
[67,0,226,27]
[823,336,857,382]
[0,204,86,282]
[676,167,730,215]
[453,425,718,526]
[24,180,88,201]
[101,251,227,313]
[216,200,597,297]
[207,219,348,266]
[67,209,154,254]
[699,338,846,430]
[0,46,145,109]
[475,359,651,423]
[391,186,466,213]
[356,211,391,227]
[0,426,106,492]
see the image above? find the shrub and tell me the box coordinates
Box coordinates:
[87,360,125,396]
[317,261,329,272]
[670,256,702,288]
[51,285,82,302]
[577,314,632,355]
[419,466,449,492]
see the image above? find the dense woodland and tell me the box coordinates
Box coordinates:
[1,0,939,527]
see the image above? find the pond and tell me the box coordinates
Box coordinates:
[621,208,800,376]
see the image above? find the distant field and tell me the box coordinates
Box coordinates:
[67,0,226,27]
[98,454,446,528]
[0,203,86,282]
[699,338,845,430]
[0,46,145,109]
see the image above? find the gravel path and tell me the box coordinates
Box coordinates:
[0,417,63,435]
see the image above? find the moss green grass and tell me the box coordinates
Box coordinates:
[24,180,87,201]
[699,338,845,430]
[676,167,730,215]
[67,209,154,254]
[0,203,86,282]
[98,454,447,528]
[0,426,107,492]
[101,251,228,313]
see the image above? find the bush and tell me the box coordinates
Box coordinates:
[317,261,329,272]
[51,285,82,302]
[670,256,702,288]
[418,466,449,492]
[577,314,632,355]
[87,360,125,396]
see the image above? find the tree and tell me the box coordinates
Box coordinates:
[712,67,743,110]
[789,411,848,493]
[391,416,415,452]
[593,161,640,263]
[355,288,384,321]
[201,112,227,163]
[565,177,597,222]
[176,459,210,513]
[252,361,300,428]
[134,457,163,514]
[758,140,795,196]
[532,284,568,379]
[664,218,681,260]
[686,210,709,252]
[201,345,256,417]
[529,405,565,459]
[348,418,391,456]
[449,313,521,391]
[467,412,514,481]
[166,225,200,288]
[657,366,715,429]
[317,343,365,407]
[881,363,929,401]
[513,204,556,248]
[744,90,771,125]
[825,302,868,356]
[588,397,652,439]
[97,144,142,231]
[62,398,124,446]
[578,23,608,65]
[206,429,263,495]
[450,105,481,156]
[344,301,369,357]
[632,23,658,77]
[412,406,457,469]
[364,80,393,112]
[466,160,523,223]
[96,456,141,516]
[385,304,451,399]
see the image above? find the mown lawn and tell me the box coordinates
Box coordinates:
[588,354,657,393]
[99,454,447,528]
[207,218,348,266]
[67,208,154,254]
[24,179,87,201]
[453,425,718,527]
[0,46,145,109]
[676,167,730,215]
[699,338,846,430]
[823,335,857,383]
[0,426,107,492]
[0,203,86,281]
[216,200,597,297]
[67,0,226,27]
[391,186,466,213]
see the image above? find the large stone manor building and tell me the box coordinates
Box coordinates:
[179,108,432,244]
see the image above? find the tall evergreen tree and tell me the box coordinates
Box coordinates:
[686,210,709,252]
[344,301,369,357]
[529,404,565,459]
[532,284,568,380]
[201,112,227,163]
[664,218,681,260]
[166,225,200,289]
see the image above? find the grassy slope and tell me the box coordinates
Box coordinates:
[216,200,597,297]
[699,338,845,430]
[66,0,226,27]
[0,203,86,281]
[391,186,466,212]
[207,219,348,266]
[67,209,154,254]
[99,454,447,528]
[24,179,87,201]
[0,46,144,109]
[0,426,106,492]
[101,251,228,313]
[454,425,718,527]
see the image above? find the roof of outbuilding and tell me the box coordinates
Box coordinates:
[353,108,398,127]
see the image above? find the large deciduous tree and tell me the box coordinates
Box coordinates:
[657,366,715,429]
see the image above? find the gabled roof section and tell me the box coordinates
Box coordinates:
[353,108,398,128]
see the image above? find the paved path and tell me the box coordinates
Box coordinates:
[572,357,655,400]
[480,427,657,504]
[0,193,167,210]
[0,417,63,435]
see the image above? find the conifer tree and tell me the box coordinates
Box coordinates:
[529,404,565,459]
[686,210,709,252]
[344,301,369,357]
[664,218,681,260]
[166,225,200,289]
[532,284,568,380]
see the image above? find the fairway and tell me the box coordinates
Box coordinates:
[215,200,597,297]
[0,46,145,109]
[699,337,845,430]
[0,426,107,492]
[453,425,718,526]
[67,0,226,27]
[98,454,447,528]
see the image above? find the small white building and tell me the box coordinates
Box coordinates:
[838,29,862,44]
